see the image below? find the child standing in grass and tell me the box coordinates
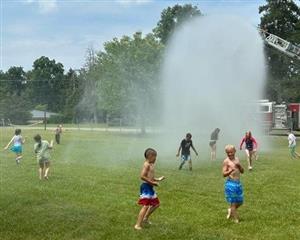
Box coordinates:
[134,148,165,230]
[176,133,198,171]
[222,145,244,223]
[239,131,258,171]
[4,129,25,164]
[287,129,300,159]
[34,134,53,180]
[54,124,63,144]
[209,128,220,161]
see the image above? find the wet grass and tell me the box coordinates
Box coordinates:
[0,128,299,240]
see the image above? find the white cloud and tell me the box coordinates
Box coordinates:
[116,0,153,5]
[25,0,58,13]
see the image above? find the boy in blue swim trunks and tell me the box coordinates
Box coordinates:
[176,133,198,171]
[222,145,244,223]
[4,129,25,164]
[134,148,165,230]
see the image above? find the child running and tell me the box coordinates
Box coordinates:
[33,134,53,180]
[222,145,244,223]
[134,148,165,230]
[4,129,25,164]
[239,131,258,170]
[209,128,220,161]
[176,133,198,171]
[54,124,63,144]
[287,129,300,159]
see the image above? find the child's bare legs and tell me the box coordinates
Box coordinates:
[245,150,252,170]
[135,206,150,230]
[16,153,22,164]
[44,162,50,179]
[179,160,185,170]
[253,150,258,160]
[39,167,44,180]
[229,203,242,223]
[143,204,159,223]
[188,160,192,171]
[211,145,216,161]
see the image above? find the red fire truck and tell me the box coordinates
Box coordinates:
[288,103,300,130]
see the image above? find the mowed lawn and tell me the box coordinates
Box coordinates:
[0,128,299,240]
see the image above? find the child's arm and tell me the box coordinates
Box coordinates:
[235,161,244,174]
[176,145,182,157]
[222,161,234,177]
[4,137,14,150]
[21,137,25,144]
[140,163,158,186]
[191,143,198,156]
[239,138,245,150]
[154,176,165,181]
[48,140,54,149]
[252,137,258,150]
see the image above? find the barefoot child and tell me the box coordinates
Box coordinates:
[209,128,220,161]
[4,129,25,164]
[222,145,244,223]
[176,133,198,171]
[287,129,300,159]
[134,148,165,230]
[54,124,63,144]
[239,131,258,170]
[33,134,53,180]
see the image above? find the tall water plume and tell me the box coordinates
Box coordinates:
[161,15,268,155]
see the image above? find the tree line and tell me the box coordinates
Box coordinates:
[0,1,299,126]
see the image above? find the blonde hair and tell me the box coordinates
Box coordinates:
[225,144,236,152]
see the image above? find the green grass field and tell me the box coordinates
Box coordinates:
[0,128,299,240]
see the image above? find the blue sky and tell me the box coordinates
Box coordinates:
[1,0,267,71]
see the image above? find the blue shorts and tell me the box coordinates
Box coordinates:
[10,145,22,154]
[181,154,191,162]
[138,182,159,206]
[224,178,243,204]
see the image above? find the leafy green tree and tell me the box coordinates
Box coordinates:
[259,0,300,40]
[153,4,201,44]
[0,91,32,125]
[29,56,65,112]
[96,32,164,131]
[63,68,85,122]
[76,47,101,123]
[259,0,300,102]
[5,66,27,96]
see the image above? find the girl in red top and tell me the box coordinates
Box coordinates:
[239,131,258,171]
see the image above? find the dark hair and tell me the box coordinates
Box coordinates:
[144,148,157,159]
[15,129,21,135]
[245,131,252,138]
[186,133,192,138]
[34,134,42,149]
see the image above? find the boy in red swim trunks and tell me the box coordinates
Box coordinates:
[134,148,165,230]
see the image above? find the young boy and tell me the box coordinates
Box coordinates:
[54,124,63,144]
[222,145,244,223]
[287,129,300,159]
[176,133,198,170]
[34,134,53,180]
[134,148,165,230]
